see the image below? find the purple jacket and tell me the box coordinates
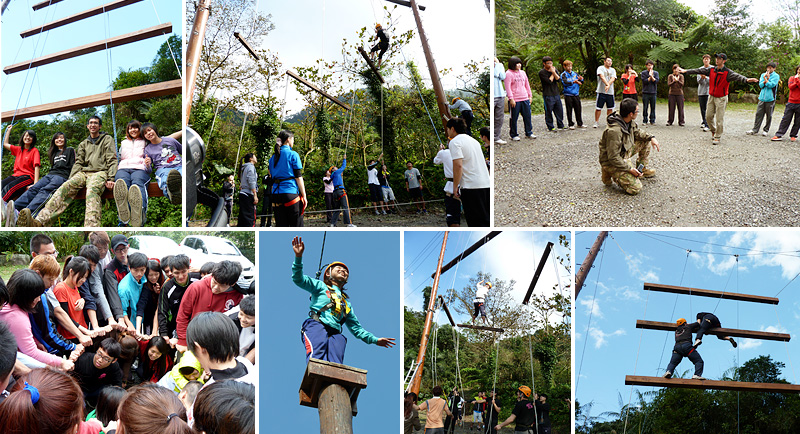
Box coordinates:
[144,136,182,173]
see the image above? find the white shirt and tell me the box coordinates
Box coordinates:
[433,149,454,194]
[367,168,379,185]
[448,134,490,189]
[474,282,490,302]
[596,65,617,95]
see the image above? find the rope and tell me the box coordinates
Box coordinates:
[550,245,564,296]
[103,6,118,145]
[398,45,444,146]
[774,269,800,297]
[280,74,290,122]
[623,285,651,434]
[149,0,182,78]
[774,305,798,384]
[528,334,539,434]
[233,112,248,178]
[380,80,384,155]
[316,231,327,278]
[251,198,447,218]
[656,251,690,376]
[712,257,738,315]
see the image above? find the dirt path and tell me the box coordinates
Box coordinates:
[495,99,800,227]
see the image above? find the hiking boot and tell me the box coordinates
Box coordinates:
[729,337,737,348]
[128,185,143,227]
[662,371,672,379]
[692,375,706,380]
[641,167,656,178]
[601,170,612,186]
[114,179,130,224]
[5,200,16,227]
[167,169,182,205]
[694,339,702,347]
[16,208,41,227]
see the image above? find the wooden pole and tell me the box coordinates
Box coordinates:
[185,0,211,125]
[575,231,607,298]
[318,384,353,434]
[234,31,260,60]
[299,359,367,433]
[410,231,449,395]
[522,241,554,305]
[430,231,501,278]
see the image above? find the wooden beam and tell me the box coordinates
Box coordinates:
[636,320,791,342]
[1,79,181,122]
[20,0,143,38]
[431,231,502,278]
[384,0,426,11]
[457,324,504,333]
[357,46,386,84]
[234,32,259,60]
[286,70,351,111]
[437,295,455,327]
[643,282,779,305]
[625,375,800,393]
[299,359,367,416]
[523,241,554,305]
[6,23,172,75]
[32,0,63,11]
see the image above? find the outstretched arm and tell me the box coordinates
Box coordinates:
[3,125,12,151]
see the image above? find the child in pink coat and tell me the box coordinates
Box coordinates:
[504,56,535,140]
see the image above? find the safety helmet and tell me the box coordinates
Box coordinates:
[677,318,687,326]
[451,97,460,104]
[375,24,382,30]
[486,282,493,289]
[329,166,336,174]
[324,262,349,278]
[518,386,532,397]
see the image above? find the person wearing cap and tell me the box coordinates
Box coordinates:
[291,236,394,364]
[472,280,492,325]
[102,234,134,329]
[449,97,475,136]
[679,54,758,144]
[534,393,552,434]
[329,157,356,227]
[662,317,705,380]
[495,386,537,433]
[370,23,390,67]
[694,312,737,348]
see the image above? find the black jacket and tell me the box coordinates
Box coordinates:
[675,322,700,344]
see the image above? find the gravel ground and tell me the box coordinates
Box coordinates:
[495,99,800,227]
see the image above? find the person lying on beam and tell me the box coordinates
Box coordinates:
[694,312,737,348]
[663,318,705,380]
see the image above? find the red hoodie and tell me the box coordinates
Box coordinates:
[176,275,243,346]
[789,76,800,104]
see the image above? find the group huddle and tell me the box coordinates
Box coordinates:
[2,116,182,228]
[0,232,255,434]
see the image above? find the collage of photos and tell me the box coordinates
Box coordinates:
[0,0,799,433]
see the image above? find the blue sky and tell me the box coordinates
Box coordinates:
[258,230,401,432]
[1,0,181,120]
[575,231,800,422]
[404,230,570,326]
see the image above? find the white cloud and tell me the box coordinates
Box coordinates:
[738,339,762,350]
[589,327,626,348]
[579,298,603,319]
[626,253,661,283]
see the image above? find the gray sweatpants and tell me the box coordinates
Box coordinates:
[493,97,505,140]
[752,100,776,133]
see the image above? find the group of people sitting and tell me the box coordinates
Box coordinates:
[2,116,182,228]
[0,232,255,433]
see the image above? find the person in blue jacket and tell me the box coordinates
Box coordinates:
[268,130,307,227]
[291,236,395,364]
[560,60,585,129]
[746,62,780,136]
[328,157,356,227]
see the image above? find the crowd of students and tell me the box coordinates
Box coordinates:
[0,232,255,433]
[2,116,182,228]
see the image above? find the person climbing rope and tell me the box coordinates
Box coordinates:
[693,312,737,348]
[370,24,390,67]
[471,280,492,325]
[329,157,356,227]
[662,318,705,380]
[495,386,537,433]
[291,236,394,364]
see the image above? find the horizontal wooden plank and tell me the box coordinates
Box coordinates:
[21,0,143,38]
[384,0,426,11]
[625,375,800,393]
[32,0,64,11]
[457,324,504,333]
[636,320,791,342]
[233,32,259,60]
[644,282,779,305]
[6,23,172,75]
[73,181,164,200]
[1,79,181,122]
[286,69,351,111]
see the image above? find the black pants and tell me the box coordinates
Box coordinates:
[623,93,638,101]
[237,192,256,227]
[324,192,335,223]
[462,110,474,135]
[564,95,582,127]
[272,193,304,227]
[642,93,657,123]
[666,341,703,376]
[696,313,722,341]
[776,102,800,138]
[259,193,273,227]
[1,174,33,202]
[698,95,709,126]
[224,199,232,221]
[460,188,490,227]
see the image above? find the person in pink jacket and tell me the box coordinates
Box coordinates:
[114,120,149,227]
[504,56,536,140]
[0,268,75,371]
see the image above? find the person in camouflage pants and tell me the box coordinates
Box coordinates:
[17,115,117,227]
[598,98,661,195]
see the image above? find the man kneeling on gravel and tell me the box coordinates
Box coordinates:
[598,98,661,195]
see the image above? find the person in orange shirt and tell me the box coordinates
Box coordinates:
[621,64,639,101]
[53,256,91,341]
[414,385,453,433]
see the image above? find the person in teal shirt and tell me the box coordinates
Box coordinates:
[747,62,780,136]
[117,252,148,331]
[291,236,394,363]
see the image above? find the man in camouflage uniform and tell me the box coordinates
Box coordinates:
[598,98,661,195]
[17,115,117,227]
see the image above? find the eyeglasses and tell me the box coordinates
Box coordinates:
[96,351,114,363]
[43,250,59,258]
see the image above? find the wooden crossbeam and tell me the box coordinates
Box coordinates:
[32,0,64,11]
[1,79,181,122]
[384,0,426,10]
[357,46,385,84]
[286,70,351,111]
[625,375,800,393]
[457,324,504,333]
[21,0,143,38]
[636,320,791,342]
[437,295,455,327]
[644,283,779,305]
[6,23,172,75]
[234,32,259,60]
[523,241,554,305]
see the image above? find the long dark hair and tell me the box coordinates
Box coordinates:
[125,120,143,140]
[145,259,164,291]
[96,386,127,425]
[140,336,172,381]
[272,130,294,164]
[18,129,37,150]
[61,255,90,281]
[47,132,66,166]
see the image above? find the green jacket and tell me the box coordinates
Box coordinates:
[70,132,118,180]
[598,112,654,172]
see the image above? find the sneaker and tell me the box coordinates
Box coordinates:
[792,137,797,142]
[381,210,387,215]
[662,371,672,379]
[569,126,576,130]
[712,138,720,145]
[329,223,336,227]
[593,122,599,128]
[549,128,557,132]
[580,125,588,129]
[666,123,672,126]
[694,339,702,347]
[346,224,357,227]
[745,130,756,135]
[495,139,507,145]
[703,126,710,132]
[128,185,143,227]
[692,375,707,380]
[167,169,182,205]
[374,210,380,216]
[761,131,769,137]
[526,134,536,139]
[423,209,429,214]
[512,136,521,141]
[771,136,783,141]
[729,337,738,348]
[560,126,568,130]
[114,179,130,224]
[5,200,15,227]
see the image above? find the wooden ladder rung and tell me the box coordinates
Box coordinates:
[625,375,800,393]
[21,0,144,38]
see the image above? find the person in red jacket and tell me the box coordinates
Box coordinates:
[175,260,243,353]
[679,53,758,145]
[772,64,800,142]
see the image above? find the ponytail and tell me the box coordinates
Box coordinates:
[118,383,192,434]
[273,130,294,165]
[0,368,84,434]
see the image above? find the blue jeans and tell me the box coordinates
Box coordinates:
[115,168,150,215]
[642,93,657,123]
[543,95,564,130]
[510,99,533,138]
[155,166,182,196]
[301,318,347,364]
[14,173,66,216]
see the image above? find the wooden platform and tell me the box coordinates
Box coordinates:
[299,359,367,416]
[643,283,779,305]
[625,375,800,393]
[357,46,385,83]
[21,0,144,38]
[636,320,791,342]
[457,324,504,333]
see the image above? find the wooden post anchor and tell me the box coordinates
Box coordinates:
[299,358,368,433]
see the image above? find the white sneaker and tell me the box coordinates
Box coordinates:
[703,126,710,132]
[745,130,756,135]
[662,371,672,379]
[593,122,599,128]
[347,224,357,227]
[762,131,769,137]
[526,134,536,139]
[580,125,588,129]
[495,139,507,145]
[569,126,576,130]
[512,136,521,141]
[329,223,336,227]
[692,375,707,380]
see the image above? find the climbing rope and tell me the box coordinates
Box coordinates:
[656,251,690,376]
[102,6,119,146]
[316,232,328,279]
[398,45,444,146]
[233,111,248,178]
[149,0,182,78]
[528,333,539,434]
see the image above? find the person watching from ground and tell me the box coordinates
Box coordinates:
[444,388,463,434]
[539,56,565,132]
[493,57,508,144]
[594,57,617,128]
[291,236,395,364]
[142,122,183,206]
[471,280,492,325]
[329,156,356,227]
[667,64,686,126]
[156,349,205,393]
[367,155,388,215]
[772,64,800,142]
[88,231,118,328]
[193,380,256,434]
[237,152,258,228]
[72,337,124,404]
[116,383,192,434]
[227,295,256,364]
[186,311,256,385]
[53,256,92,343]
[621,64,639,101]
[0,322,16,405]
[747,62,780,136]
[471,391,486,432]
[404,392,422,434]
[158,254,200,348]
[223,173,235,221]
[370,23,390,67]
[598,98,661,195]
[114,119,149,227]
[561,60,585,129]
[135,336,173,384]
[505,56,535,140]
[535,393,552,434]
[323,170,334,224]
[378,160,398,214]
[404,161,427,214]
[662,317,705,380]
[1,125,40,210]
[640,60,659,125]
[679,53,758,145]
[447,117,491,227]
[694,312,737,348]
[495,386,537,432]
[117,252,148,331]
[697,54,712,131]
[136,259,164,336]
[433,143,460,227]
[17,115,117,227]
[268,130,307,227]
[103,235,134,330]
[413,385,453,433]
[449,97,475,135]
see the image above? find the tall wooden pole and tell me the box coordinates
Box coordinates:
[318,384,353,434]
[575,231,607,298]
[406,0,451,130]
[410,231,449,395]
[185,0,211,124]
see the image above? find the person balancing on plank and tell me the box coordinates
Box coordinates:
[662,318,706,380]
[291,236,395,364]
[693,312,737,348]
[471,280,492,326]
